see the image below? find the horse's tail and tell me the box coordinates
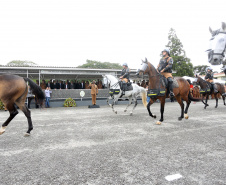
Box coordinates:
[23,78,45,106]
[140,87,147,107]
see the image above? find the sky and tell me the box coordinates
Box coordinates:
[0,0,225,72]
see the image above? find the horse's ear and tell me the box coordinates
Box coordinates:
[145,58,148,62]
[209,27,213,34]
[222,22,226,31]
[195,74,198,78]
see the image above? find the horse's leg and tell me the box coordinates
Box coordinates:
[156,98,165,125]
[215,93,218,108]
[19,104,33,136]
[175,95,184,121]
[130,96,138,116]
[223,95,226,105]
[124,96,132,113]
[0,103,18,135]
[106,96,112,107]
[111,96,119,114]
[147,98,157,119]
[204,94,209,109]
[183,96,191,119]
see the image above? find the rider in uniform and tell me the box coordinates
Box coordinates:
[205,67,218,93]
[120,63,130,95]
[157,48,174,98]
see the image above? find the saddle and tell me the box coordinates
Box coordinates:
[119,81,133,91]
[109,81,133,96]
[147,76,179,98]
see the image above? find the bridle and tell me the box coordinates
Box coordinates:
[207,31,226,58]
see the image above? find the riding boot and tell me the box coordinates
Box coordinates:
[122,83,126,95]
[168,81,174,97]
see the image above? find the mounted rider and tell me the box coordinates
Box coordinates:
[157,48,174,98]
[120,63,130,95]
[205,67,218,93]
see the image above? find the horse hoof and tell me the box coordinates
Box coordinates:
[24,133,30,137]
[215,106,218,108]
[184,114,189,119]
[124,110,127,112]
[156,121,161,125]
[115,111,117,114]
[0,126,6,135]
[178,117,183,121]
[153,114,156,119]
[130,113,133,116]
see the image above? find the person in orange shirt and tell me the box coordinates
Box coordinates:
[89,80,98,105]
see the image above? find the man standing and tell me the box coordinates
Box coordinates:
[157,48,174,99]
[120,63,130,95]
[89,80,98,105]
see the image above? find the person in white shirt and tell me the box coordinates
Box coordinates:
[45,87,52,108]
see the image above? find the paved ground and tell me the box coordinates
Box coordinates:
[0,99,226,185]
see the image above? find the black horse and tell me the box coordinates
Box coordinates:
[196,75,226,109]
[0,74,45,136]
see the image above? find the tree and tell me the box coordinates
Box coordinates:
[165,28,194,77]
[7,60,37,66]
[77,60,122,69]
[193,65,209,75]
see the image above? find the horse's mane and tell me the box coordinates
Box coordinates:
[147,61,159,75]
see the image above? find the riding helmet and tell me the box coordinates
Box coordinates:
[162,48,170,56]
[122,63,128,67]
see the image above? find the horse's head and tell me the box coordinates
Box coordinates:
[136,58,151,77]
[207,22,226,65]
[195,74,200,84]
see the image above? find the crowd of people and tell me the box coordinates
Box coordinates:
[37,79,104,90]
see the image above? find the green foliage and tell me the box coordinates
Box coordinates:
[165,28,194,77]
[193,65,209,75]
[0,99,5,110]
[7,60,37,66]
[64,98,76,107]
[77,60,122,69]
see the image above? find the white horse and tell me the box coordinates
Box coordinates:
[207,22,226,66]
[103,74,147,115]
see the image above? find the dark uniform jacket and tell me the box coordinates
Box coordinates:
[205,72,214,83]
[121,68,130,79]
[158,57,173,73]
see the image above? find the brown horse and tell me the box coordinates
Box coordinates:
[0,74,45,136]
[196,75,226,108]
[137,59,200,124]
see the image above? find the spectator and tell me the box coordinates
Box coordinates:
[70,81,74,89]
[40,80,46,89]
[81,81,85,89]
[65,82,69,89]
[27,85,35,109]
[52,80,57,89]
[56,80,60,89]
[46,81,51,88]
[85,81,89,89]
[59,81,65,89]
[97,79,102,89]
[45,87,52,108]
